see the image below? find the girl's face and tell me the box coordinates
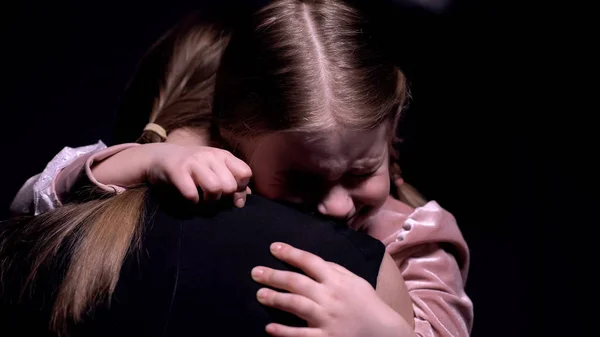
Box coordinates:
[241,125,390,229]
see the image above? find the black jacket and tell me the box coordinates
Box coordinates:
[0,189,385,337]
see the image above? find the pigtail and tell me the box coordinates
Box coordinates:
[0,13,234,334]
[389,68,427,208]
[389,159,427,208]
[137,14,232,144]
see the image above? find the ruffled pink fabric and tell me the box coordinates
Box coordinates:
[10,141,107,215]
[10,142,138,215]
[366,196,473,337]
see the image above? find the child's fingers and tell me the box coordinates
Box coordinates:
[265,323,320,337]
[224,155,252,187]
[233,186,252,207]
[209,161,239,195]
[232,190,247,208]
[189,163,222,200]
[251,266,321,299]
[269,243,331,282]
[326,261,351,275]
[168,169,200,203]
[256,288,323,325]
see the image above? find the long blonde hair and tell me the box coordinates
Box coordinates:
[1,15,231,333]
[0,0,424,333]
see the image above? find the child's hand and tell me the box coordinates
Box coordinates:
[251,243,413,337]
[147,143,252,207]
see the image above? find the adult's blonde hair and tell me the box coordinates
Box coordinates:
[0,0,424,333]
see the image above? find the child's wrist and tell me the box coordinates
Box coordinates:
[123,143,159,186]
[89,144,150,188]
[140,143,160,184]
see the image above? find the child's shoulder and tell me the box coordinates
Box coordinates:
[367,196,463,246]
[382,195,415,216]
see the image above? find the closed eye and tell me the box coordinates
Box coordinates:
[348,157,385,179]
[350,170,376,179]
[342,170,378,187]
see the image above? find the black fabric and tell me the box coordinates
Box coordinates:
[0,189,385,337]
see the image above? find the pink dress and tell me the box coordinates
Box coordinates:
[10,143,473,337]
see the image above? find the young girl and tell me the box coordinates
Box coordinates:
[11,1,473,336]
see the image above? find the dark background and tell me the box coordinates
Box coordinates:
[0,0,587,336]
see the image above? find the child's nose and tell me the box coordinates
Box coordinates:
[318,185,355,220]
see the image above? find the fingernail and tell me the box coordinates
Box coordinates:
[256,288,268,301]
[235,198,245,208]
[317,203,326,214]
[251,267,264,280]
[270,243,283,253]
[265,324,277,333]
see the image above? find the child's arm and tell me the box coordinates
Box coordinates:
[368,196,474,337]
[10,141,108,216]
[376,253,415,329]
[88,143,252,205]
[11,139,253,217]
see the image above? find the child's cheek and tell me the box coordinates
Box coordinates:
[356,175,390,209]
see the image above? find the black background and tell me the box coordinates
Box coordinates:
[0,1,588,336]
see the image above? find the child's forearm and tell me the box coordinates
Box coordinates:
[90,144,155,189]
[90,128,213,189]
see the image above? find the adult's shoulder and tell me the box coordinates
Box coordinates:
[145,189,386,286]
[137,190,387,335]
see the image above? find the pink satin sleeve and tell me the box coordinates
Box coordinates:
[9,142,140,216]
[10,141,107,216]
[367,196,473,337]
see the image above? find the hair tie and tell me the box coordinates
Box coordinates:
[143,123,168,141]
